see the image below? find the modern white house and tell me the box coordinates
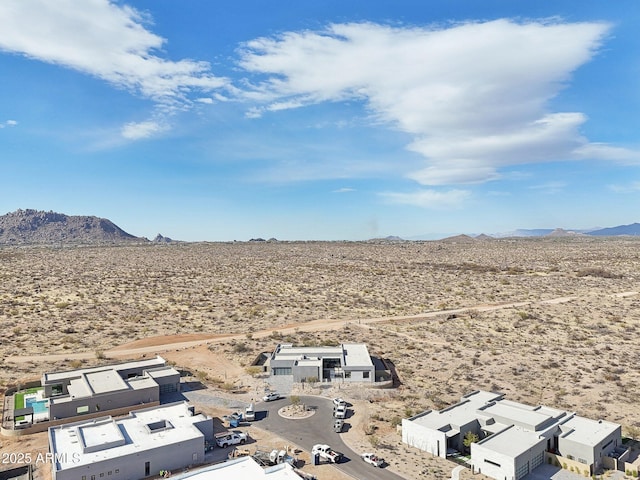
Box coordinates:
[268,343,375,383]
[48,402,214,480]
[402,390,621,480]
[164,456,301,480]
[41,356,180,420]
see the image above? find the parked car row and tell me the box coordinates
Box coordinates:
[330,397,385,468]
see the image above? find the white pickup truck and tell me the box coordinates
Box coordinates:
[215,431,248,448]
[311,444,343,464]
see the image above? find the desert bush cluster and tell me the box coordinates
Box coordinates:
[1,237,640,435]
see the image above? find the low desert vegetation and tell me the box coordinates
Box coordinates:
[1,237,640,439]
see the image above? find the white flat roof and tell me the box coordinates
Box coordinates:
[272,343,373,368]
[561,416,620,446]
[411,391,503,430]
[86,370,128,394]
[65,376,92,399]
[43,356,166,384]
[476,425,544,458]
[273,345,342,359]
[342,343,373,367]
[78,418,125,452]
[169,457,301,480]
[481,401,552,431]
[146,365,180,379]
[50,402,209,471]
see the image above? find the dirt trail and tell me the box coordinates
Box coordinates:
[5,292,636,364]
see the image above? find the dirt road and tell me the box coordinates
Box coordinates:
[5,292,635,364]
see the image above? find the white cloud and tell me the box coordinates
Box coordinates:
[121,120,166,140]
[0,119,17,128]
[608,182,640,193]
[332,187,355,193]
[196,97,214,104]
[0,0,228,131]
[380,189,471,208]
[238,19,638,185]
[528,181,566,194]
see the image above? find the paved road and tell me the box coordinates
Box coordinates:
[255,395,404,480]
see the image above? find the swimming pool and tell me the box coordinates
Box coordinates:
[25,397,48,414]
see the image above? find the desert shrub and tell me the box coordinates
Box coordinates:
[232,342,250,353]
[245,366,262,377]
[363,423,378,435]
[576,267,621,279]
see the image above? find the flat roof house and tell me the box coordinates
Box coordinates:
[402,390,621,480]
[268,343,375,383]
[48,402,214,480]
[163,456,301,480]
[41,356,180,420]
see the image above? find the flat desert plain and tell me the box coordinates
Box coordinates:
[1,237,640,480]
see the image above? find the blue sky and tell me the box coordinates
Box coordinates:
[1,1,639,240]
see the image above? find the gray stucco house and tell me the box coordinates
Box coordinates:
[268,343,375,383]
[402,390,621,480]
[48,402,213,480]
[42,356,180,420]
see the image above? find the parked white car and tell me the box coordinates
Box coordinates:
[332,397,346,407]
[244,403,255,421]
[215,431,248,448]
[361,452,384,467]
[263,392,281,402]
[333,404,347,419]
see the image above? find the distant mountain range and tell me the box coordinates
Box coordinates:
[398,223,640,241]
[492,223,640,238]
[0,209,173,245]
[1,209,638,245]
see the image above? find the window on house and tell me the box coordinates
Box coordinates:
[484,459,501,467]
[77,406,89,414]
[363,371,370,379]
[272,367,292,375]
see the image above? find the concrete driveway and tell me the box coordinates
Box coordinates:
[522,463,627,480]
[256,395,405,480]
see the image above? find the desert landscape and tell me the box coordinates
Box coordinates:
[1,237,640,480]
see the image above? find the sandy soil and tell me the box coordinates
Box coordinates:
[2,238,640,480]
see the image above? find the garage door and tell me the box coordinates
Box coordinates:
[531,451,544,470]
[159,383,177,394]
[516,461,530,480]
